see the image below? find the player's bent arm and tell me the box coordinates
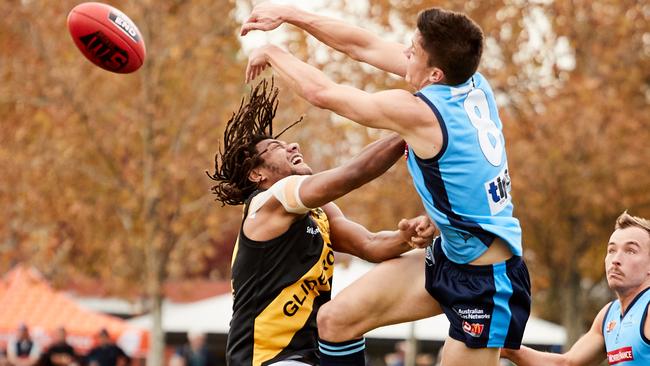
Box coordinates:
[504,305,608,366]
[322,202,411,262]
[241,3,406,76]
[298,133,404,210]
[243,134,403,240]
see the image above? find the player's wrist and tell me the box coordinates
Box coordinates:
[284,6,308,27]
[262,44,283,60]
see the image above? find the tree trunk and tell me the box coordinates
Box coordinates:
[147,291,164,366]
[561,266,584,349]
[404,322,417,366]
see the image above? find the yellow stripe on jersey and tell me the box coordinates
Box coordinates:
[252,209,333,366]
[230,236,240,295]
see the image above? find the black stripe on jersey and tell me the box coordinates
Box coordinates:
[639,291,650,345]
[413,93,495,247]
[415,92,448,162]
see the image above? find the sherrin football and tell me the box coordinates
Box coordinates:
[67,2,146,73]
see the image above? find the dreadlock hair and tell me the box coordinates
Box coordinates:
[207,78,303,206]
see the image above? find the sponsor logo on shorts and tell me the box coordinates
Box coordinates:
[456,308,491,320]
[607,347,634,365]
[108,12,140,42]
[484,165,511,215]
[462,321,484,338]
[606,320,617,333]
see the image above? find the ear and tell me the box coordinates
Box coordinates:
[428,67,444,84]
[248,168,265,184]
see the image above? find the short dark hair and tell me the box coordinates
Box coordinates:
[417,8,484,85]
[207,79,301,206]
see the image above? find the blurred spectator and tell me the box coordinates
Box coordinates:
[384,341,406,366]
[41,327,78,366]
[7,324,40,366]
[0,343,10,366]
[169,331,219,366]
[85,329,130,366]
[415,353,434,366]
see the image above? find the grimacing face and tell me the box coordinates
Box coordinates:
[605,226,650,294]
[403,30,437,90]
[254,139,312,185]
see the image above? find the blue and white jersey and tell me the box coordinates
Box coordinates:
[406,72,522,264]
[602,288,650,366]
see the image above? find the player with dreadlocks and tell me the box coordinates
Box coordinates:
[208,79,435,366]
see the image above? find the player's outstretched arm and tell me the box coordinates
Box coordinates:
[246,45,426,137]
[241,2,406,76]
[502,305,608,366]
[324,205,435,263]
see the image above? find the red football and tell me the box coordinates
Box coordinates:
[67,2,146,73]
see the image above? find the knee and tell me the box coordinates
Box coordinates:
[317,301,354,341]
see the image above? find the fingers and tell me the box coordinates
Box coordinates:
[245,64,258,84]
[408,236,432,249]
[245,60,251,83]
[417,223,436,238]
[246,64,264,84]
[240,23,253,36]
[400,216,435,249]
[241,21,272,36]
[397,218,412,231]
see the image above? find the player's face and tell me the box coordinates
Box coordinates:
[605,227,650,294]
[404,30,438,89]
[255,138,312,182]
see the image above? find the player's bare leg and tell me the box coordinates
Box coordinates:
[318,250,440,340]
[439,337,500,366]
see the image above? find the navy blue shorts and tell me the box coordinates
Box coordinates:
[424,238,531,349]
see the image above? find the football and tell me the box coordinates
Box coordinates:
[67,2,146,73]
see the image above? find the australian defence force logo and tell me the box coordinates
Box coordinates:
[108,12,140,42]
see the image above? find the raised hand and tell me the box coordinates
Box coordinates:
[241,2,290,36]
[245,45,272,83]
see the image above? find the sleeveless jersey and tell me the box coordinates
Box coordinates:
[602,287,650,365]
[226,192,334,366]
[406,72,522,264]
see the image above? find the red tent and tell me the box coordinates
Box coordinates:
[0,266,148,357]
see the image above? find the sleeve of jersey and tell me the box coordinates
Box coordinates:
[268,175,313,214]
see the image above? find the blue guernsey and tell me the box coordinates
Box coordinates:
[406,72,522,264]
[602,288,650,365]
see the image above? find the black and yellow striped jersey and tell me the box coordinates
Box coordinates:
[226,191,334,366]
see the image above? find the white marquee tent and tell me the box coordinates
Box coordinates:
[128,259,566,346]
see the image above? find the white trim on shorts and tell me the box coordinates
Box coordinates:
[267,361,312,366]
